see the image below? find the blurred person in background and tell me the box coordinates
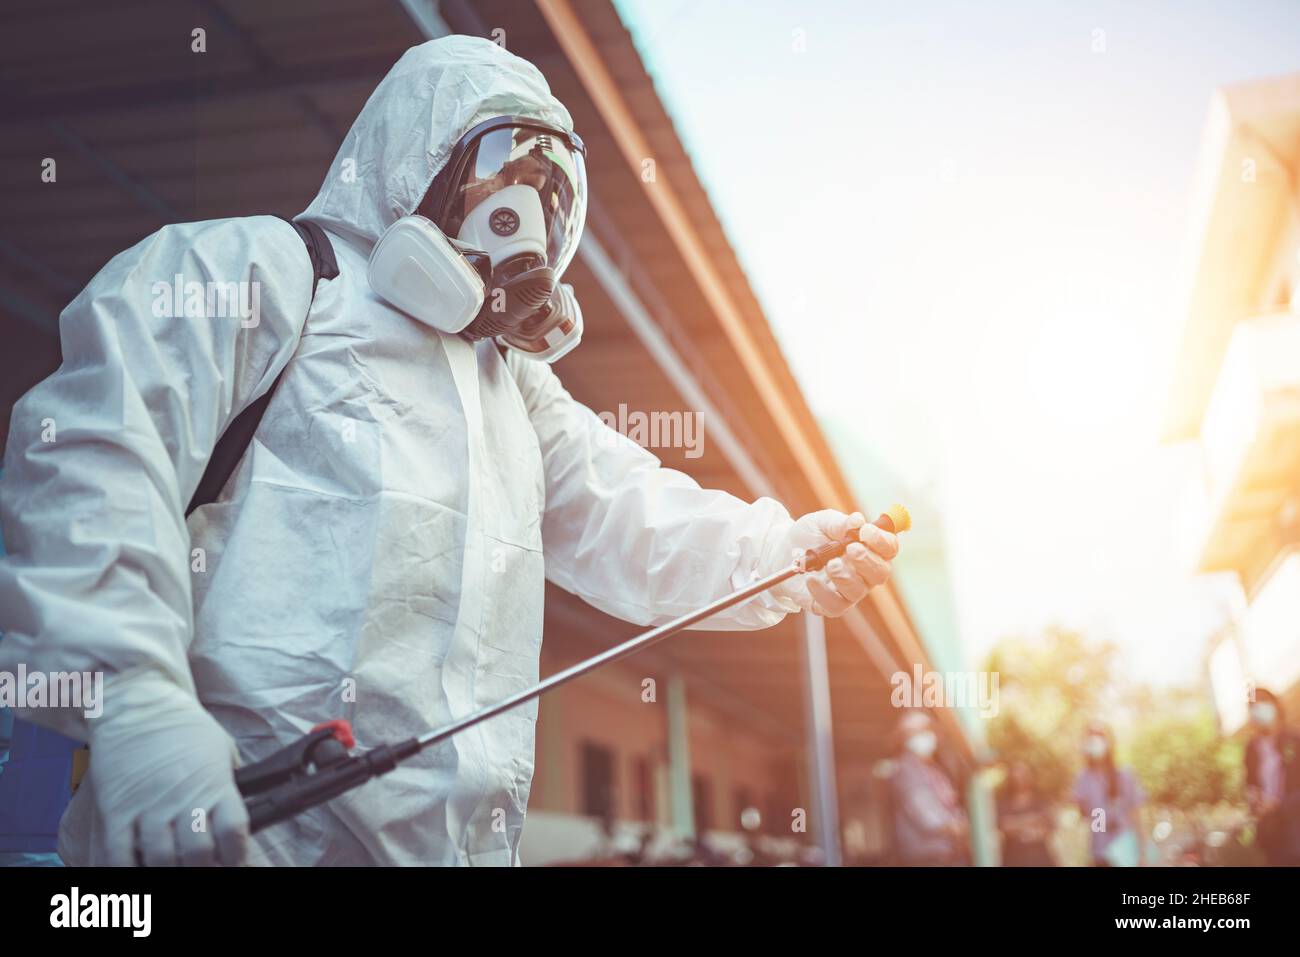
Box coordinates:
[1072,723,1146,866]
[996,760,1056,866]
[890,711,970,866]
[1244,688,1300,866]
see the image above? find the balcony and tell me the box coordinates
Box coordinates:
[1197,311,1300,592]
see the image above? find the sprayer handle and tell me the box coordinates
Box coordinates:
[798,504,910,573]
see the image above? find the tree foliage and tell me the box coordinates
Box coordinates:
[982,626,1240,809]
[1128,699,1243,807]
[982,626,1115,800]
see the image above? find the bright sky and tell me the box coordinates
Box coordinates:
[614,0,1300,683]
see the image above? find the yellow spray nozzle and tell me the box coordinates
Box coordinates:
[883,503,911,534]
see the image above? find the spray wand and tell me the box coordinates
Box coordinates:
[237,504,911,833]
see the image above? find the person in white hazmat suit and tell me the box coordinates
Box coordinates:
[0,36,898,866]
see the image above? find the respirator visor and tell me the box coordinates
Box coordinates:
[433,119,587,279]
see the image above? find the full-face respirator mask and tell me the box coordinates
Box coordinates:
[367,117,587,363]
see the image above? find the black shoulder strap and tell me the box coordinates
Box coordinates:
[185,218,338,517]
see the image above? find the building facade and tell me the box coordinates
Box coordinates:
[1165,73,1300,734]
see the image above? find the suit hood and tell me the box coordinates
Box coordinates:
[299,35,573,247]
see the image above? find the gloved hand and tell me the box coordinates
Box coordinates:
[87,670,249,866]
[767,510,898,617]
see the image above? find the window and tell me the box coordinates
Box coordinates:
[630,755,655,822]
[691,773,714,834]
[765,791,789,837]
[579,741,616,821]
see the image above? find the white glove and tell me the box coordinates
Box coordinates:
[767,510,898,617]
[87,671,249,866]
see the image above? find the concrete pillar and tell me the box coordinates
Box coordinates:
[800,613,843,866]
[665,672,694,838]
[966,773,999,866]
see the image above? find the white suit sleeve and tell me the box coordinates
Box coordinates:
[0,216,313,739]
[509,355,796,630]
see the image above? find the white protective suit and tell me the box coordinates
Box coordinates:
[0,37,803,865]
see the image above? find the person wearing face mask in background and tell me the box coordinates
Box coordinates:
[996,760,1056,867]
[1244,689,1300,865]
[889,711,969,865]
[1072,723,1145,866]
